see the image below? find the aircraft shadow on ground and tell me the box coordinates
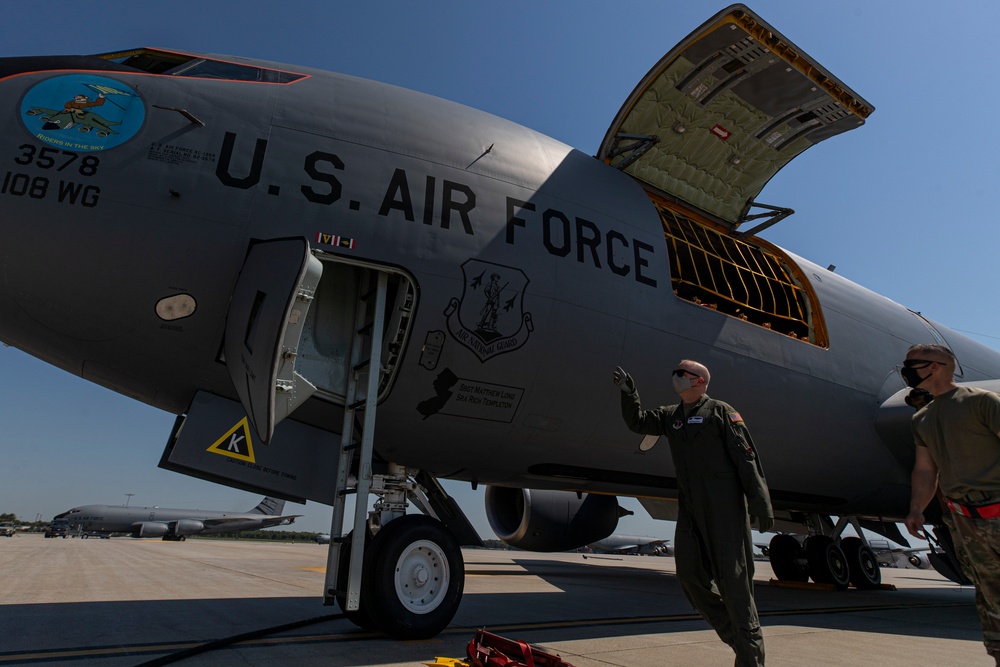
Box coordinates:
[0,559,982,664]
[457,557,983,644]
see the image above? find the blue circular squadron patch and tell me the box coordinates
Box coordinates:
[20,74,145,152]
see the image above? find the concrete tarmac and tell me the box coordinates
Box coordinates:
[0,532,991,666]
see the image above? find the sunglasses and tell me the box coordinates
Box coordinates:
[902,359,938,369]
[672,369,702,379]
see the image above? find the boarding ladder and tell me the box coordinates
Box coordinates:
[323,269,389,611]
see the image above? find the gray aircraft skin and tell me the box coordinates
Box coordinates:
[2,4,999,638]
[53,497,299,540]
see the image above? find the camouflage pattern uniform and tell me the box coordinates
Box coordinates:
[621,389,772,667]
[913,386,1000,662]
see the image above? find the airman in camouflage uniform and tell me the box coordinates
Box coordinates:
[614,359,773,667]
[903,344,1000,665]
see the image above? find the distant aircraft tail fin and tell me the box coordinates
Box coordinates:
[250,496,286,515]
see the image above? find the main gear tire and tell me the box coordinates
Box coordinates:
[806,535,850,590]
[768,533,808,582]
[841,536,882,589]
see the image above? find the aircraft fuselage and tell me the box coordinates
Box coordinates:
[3,49,1000,525]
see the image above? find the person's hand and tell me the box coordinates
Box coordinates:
[904,510,926,539]
[753,513,774,532]
[613,366,635,393]
[749,499,774,532]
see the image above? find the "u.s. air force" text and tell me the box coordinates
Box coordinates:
[216,132,657,287]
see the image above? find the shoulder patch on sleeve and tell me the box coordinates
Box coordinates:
[727,411,744,424]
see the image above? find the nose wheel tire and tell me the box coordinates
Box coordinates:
[365,515,464,640]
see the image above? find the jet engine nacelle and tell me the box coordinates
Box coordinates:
[131,522,169,538]
[485,487,621,552]
[908,552,931,569]
[172,519,205,536]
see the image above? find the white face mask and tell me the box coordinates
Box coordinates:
[673,374,695,394]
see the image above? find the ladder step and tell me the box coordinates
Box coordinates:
[356,321,374,336]
[338,488,358,497]
[342,442,359,451]
[348,398,368,410]
[353,359,370,372]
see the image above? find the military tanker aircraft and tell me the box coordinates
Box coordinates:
[1,4,997,639]
[54,496,298,540]
[585,534,673,556]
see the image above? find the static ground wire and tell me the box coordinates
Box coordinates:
[134,612,346,666]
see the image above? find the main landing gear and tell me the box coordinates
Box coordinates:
[767,516,881,590]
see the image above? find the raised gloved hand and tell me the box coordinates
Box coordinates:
[613,366,635,393]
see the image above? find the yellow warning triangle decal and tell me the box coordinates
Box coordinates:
[207,417,256,463]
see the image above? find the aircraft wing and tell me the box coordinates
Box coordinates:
[257,514,301,527]
[201,514,301,527]
[598,3,873,230]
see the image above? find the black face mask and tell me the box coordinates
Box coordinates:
[900,366,928,389]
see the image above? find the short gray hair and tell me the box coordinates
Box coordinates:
[907,344,955,362]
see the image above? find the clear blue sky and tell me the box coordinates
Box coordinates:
[2,1,998,541]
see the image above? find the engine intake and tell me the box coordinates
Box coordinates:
[172,519,205,535]
[485,487,621,552]
[131,521,169,538]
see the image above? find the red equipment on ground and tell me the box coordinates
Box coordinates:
[465,629,576,667]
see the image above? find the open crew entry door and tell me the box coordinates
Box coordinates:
[224,237,323,443]
[598,3,874,231]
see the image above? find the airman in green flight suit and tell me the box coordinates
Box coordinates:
[614,359,773,667]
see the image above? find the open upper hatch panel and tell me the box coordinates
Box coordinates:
[598,4,874,232]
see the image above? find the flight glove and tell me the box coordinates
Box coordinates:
[754,513,775,532]
[749,499,774,532]
[613,366,635,393]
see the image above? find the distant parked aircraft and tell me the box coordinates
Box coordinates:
[53,496,299,541]
[586,534,672,556]
[868,540,932,570]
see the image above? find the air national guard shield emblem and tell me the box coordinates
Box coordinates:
[444,259,533,362]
